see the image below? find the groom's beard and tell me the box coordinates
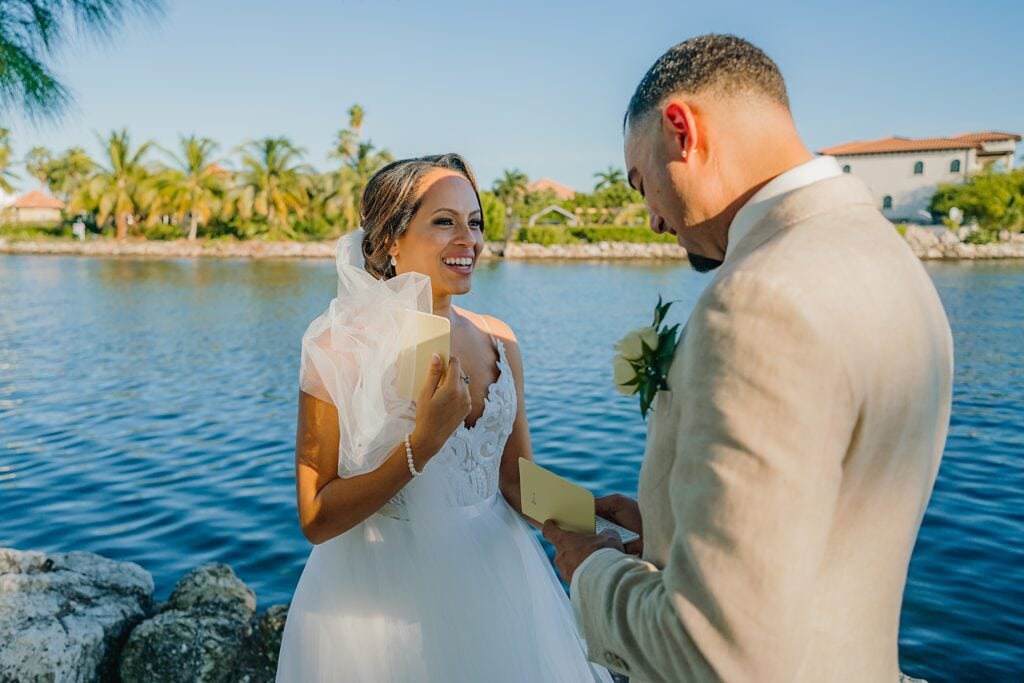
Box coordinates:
[687,253,724,273]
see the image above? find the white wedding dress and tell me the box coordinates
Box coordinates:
[277,331,613,682]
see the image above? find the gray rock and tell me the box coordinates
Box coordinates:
[119,564,257,683]
[167,563,256,621]
[955,243,978,259]
[233,604,289,683]
[0,547,153,683]
[939,229,962,247]
[903,226,940,253]
[119,608,250,683]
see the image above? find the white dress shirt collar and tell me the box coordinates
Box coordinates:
[724,156,843,263]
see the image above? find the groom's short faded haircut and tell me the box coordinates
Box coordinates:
[624,34,789,130]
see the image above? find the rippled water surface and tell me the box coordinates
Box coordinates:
[0,255,1020,680]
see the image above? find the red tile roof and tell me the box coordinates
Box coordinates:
[951,131,1022,143]
[818,131,1020,156]
[11,189,65,210]
[527,178,577,200]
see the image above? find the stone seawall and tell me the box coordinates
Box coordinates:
[3,229,1024,262]
[902,226,1024,260]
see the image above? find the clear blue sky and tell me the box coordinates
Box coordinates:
[6,0,1023,191]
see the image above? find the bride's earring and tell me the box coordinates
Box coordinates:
[390,255,397,268]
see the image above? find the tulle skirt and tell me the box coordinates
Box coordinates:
[276,492,612,682]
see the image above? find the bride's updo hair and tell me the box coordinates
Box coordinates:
[361,153,482,280]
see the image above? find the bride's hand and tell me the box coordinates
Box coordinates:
[410,354,472,462]
[596,494,644,556]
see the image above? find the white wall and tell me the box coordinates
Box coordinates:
[10,207,62,225]
[831,149,972,222]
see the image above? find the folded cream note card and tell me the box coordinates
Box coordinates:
[394,310,451,401]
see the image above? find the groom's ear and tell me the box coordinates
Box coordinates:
[662,101,698,162]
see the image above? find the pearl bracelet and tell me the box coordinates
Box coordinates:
[405,433,423,477]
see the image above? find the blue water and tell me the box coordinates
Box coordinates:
[0,255,1021,681]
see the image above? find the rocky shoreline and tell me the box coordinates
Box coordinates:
[1,228,1024,262]
[0,548,285,683]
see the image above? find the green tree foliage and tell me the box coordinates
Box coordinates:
[931,170,1024,231]
[7,115,652,245]
[0,0,162,119]
[593,166,625,191]
[230,136,312,240]
[329,104,393,223]
[0,128,19,192]
[153,135,226,240]
[518,225,675,245]
[478,191,506,242]
[491,169,528,240]
[77,129,155,240]
[21,144,96,201]
[24,146,53,186]
[47,146,96,201]
[519,188,559,223]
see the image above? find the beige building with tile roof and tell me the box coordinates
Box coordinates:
[818,131,1020,222]
[3,189,66,227]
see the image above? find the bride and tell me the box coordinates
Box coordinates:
[276,153,613,682]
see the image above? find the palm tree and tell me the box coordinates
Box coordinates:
[0,128,19,193]
[231,136,311,239]
[155,135,226,240]
[594,166,625,191]
[330,104,393,216]
[348,104,365,136]
[25,146,53,187]
[48,147,96,202]
[82,129,154,240]
[311,171,359,232]
[492,169,529,241]
[0,0,162,120]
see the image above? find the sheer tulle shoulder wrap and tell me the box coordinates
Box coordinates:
[299,229,433,477]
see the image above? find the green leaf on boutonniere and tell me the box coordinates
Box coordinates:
[640,385,655,419]
[657,324,680,362]
[653,296,674,328]
[613,294,682,419]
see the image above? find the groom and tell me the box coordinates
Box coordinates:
[543,35,953,682]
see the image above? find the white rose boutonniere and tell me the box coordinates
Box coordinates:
[613,296,680,419]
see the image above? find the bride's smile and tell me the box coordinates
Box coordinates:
[440,251,476,276]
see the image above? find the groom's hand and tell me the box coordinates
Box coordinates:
[596,494,644,557]
[542,522,624,585]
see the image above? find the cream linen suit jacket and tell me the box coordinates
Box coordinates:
[572,175,953,682]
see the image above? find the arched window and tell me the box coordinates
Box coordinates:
[842,164,851,174]
[883,196,893,210]
[913,161,924,175]
[950,159,961,173]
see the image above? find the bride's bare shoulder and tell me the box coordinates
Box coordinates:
[454,306,517,345]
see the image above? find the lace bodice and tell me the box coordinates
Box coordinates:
[378,337,517,518]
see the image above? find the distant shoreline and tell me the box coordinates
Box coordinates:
[2,231,1024,262]
[0,237,692,261]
